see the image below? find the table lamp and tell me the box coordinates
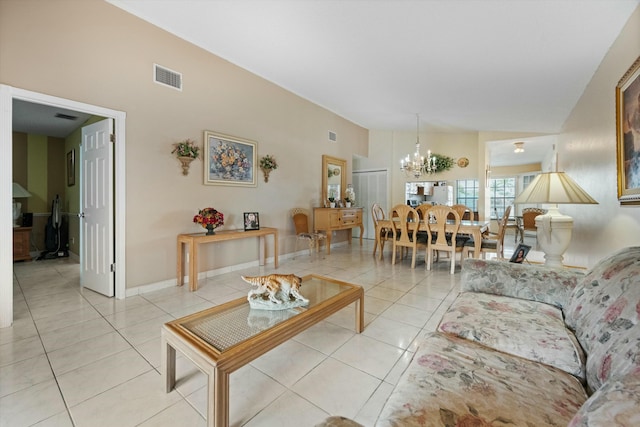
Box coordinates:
[12,183,32,228]
[514,172,598,267]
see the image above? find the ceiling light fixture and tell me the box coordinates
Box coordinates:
[514,141,525,153]
[400,114,436,178]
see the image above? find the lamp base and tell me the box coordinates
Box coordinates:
[12,201,21,228]
[535,206,573,268]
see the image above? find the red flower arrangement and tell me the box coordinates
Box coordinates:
[193,207,224,229]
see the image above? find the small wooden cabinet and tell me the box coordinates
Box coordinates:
[314,207,364,255]
[13,227,32,262]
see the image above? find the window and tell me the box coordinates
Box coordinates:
[522,174,536,190]
[456,179,479,212]
[489,177,516,219]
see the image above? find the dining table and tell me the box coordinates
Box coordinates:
[374,218,489,260]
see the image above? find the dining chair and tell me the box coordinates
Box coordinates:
[372,203,392,257]
[522,207,546,238]
[415,203,433,220]
[449,204,474,245]
[291,208,326,259]
[425,205,464,274]
[450,204,475,221]
[390,204,421,268]
[493,206,521,243]
[465,205,512,260]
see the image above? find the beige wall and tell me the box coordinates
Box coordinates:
[1,0,368,290]
[557,5,640,268]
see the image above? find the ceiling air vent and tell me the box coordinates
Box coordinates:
[328,131,337,143]
[55,113,78,121]
[154,64,182,91]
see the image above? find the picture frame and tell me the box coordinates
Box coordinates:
[67,149,75,187]
[509,243,531,264]
[244,212,260,231]
[204,130,257,187]
[616,55,640,204]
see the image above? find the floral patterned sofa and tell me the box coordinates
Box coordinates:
[372,246,640,426]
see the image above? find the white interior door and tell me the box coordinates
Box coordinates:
[80,119,114,297]
[353,169,388,240]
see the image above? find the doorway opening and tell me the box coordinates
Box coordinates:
[1,85,126,328]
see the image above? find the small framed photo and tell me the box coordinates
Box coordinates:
[509,243,531,263]
[244,212,260,231]
[67,149,75,186]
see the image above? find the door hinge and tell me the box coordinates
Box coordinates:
[110,134,115,143]
[110,263,116,273]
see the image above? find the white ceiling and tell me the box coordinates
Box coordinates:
[107,0,638,133]
[14,1,639,167]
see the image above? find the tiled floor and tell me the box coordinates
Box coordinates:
[3,235,527,427]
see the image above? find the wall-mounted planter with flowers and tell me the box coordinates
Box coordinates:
[171,139,200,176]
[259,154,278,182]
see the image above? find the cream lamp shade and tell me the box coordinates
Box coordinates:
[514,172,597,267]
[12,183,32,228]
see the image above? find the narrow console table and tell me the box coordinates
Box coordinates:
[177,227,278,291]
[313,207,364,255]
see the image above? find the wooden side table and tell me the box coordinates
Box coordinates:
[13,227,32,262]
[313,207,364,255]
[177,227,279,291]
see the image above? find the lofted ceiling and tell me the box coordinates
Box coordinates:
[107,0,638,133]
[14,1,639,167]
[104,0,639,166]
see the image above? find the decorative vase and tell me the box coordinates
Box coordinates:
[329,202,336,208]
[345,202,351,208]
[205,224,216,235]
[178,156,195,176]
[261,168,271,183]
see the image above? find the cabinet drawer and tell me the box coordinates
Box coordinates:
[340,210,360,225]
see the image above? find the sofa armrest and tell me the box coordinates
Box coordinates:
[461,259,584,309]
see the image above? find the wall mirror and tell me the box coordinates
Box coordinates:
[322,155,347,202]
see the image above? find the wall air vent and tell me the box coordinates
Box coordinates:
[154,64,182,91]
[328,131,337,143]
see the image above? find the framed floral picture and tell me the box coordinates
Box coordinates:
[204,131,257,187]
[616,55,640,204]
[244,212,260,231]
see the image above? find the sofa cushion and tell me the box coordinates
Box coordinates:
[568,372,640,427]
[375,332,587,427]
[461,258,583,309]
[565,246,640,391]
[438,292,586,380]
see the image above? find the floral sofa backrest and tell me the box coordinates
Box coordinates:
[565,246,640,392]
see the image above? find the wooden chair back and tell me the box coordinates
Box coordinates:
[522,207,546,231]
[494,204,512,257]
[426,205,462,274]
[291,208,311,234]
[416,203,432,220]
[372,203,385,226]
[390,204,420,268]
[450,204,475,221]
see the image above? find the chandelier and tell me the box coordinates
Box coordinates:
[400,114,436,178]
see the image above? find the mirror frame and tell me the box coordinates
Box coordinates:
[322,155,347,203]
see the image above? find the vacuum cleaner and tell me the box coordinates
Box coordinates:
[38,195,69,260]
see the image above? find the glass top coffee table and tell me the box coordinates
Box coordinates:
[161,274,364,427]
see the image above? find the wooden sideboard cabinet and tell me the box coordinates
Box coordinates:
[314,207,364,255]
[13,227,32,262]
